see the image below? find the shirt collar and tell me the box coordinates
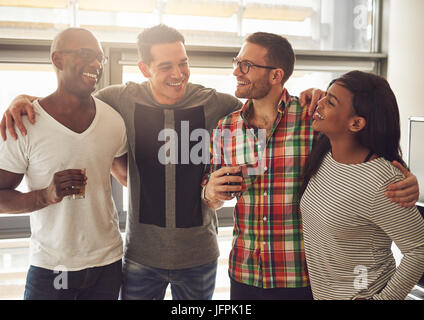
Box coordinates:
[240,88,290,122]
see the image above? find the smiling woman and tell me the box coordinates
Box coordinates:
[0,0,401,301]
[300,71,424,300]
[312,83,359,140]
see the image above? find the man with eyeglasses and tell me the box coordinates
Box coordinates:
[1,27,419,301]
[0,28,128,299]
[0,24,242,300]
[56,48,109,65]
[201,32,420,300]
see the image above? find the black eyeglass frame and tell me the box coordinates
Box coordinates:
[57,48,108,65]
[232,57,277,74]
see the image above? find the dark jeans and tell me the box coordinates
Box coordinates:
[120,259,217,300]
[24,259,122,300]
[230,278,313,300]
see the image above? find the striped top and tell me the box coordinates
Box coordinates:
[300,152,424,300]
[203,89,317,288]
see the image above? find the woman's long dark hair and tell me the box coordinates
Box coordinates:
[299,70,406,201]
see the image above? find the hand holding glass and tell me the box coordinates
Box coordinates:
[69,168,87,200]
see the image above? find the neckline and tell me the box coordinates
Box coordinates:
[327,151,380,166]
[34,98,99,138]
[363,150,374,163]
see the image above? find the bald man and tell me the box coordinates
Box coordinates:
[0,28,128,300]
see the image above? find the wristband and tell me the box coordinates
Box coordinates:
[201,186,211,202]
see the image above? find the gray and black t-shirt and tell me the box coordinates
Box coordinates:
[96,81,242,269]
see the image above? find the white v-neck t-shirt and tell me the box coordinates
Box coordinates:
[0,98,128,271]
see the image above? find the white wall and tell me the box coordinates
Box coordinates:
[387,0,424,155]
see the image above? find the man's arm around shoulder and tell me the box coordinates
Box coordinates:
[1,94,38,141]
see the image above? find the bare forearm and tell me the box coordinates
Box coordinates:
[203,199,224,210]
[0,189,48,214]
[111,154,128,187]
[201,185,224,210]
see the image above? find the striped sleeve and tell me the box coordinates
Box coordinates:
[370,172,424,300]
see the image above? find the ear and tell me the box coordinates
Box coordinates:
[349,116,366,133]
[270,68,284,84]
[51,51,63,71]
[138,61,151,78]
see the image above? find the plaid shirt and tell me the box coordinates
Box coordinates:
[204,89,317,288]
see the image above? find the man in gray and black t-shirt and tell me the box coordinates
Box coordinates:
[0,24,242,300]
[95,25,242,300]
[2,25,420,301]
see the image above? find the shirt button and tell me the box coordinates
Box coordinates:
[264,166,268,172]
[263,217,267,222]
[264,192,267,196]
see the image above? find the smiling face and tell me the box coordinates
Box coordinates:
[312,82,365,138]
[53,29,104,98]
[138,41,190,105]
[233,42,273,100]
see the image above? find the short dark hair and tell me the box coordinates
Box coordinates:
[137,24,185,65]
[245,32,295,84]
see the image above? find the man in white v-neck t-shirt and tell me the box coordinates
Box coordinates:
[0,28,128,300]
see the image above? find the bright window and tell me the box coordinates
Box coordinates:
[0,0,377,52]
[0,64,56,115]
[0,63,57,217]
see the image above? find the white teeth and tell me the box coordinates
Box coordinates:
[314,111,324,120]
[167,82,182,87]
[167,77,185,87]
[237,81,249,85]
[83,72,97,79]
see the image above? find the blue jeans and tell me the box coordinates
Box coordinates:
[24,259,122,300]
[120,259,217,300]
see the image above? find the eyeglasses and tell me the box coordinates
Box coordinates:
[232,57,276,74]
[57,48,108,65]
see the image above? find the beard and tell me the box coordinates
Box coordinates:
[235,77,271,100]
